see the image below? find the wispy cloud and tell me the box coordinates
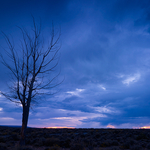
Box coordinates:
[98,84,106,90]
[0,117,14,120]
[122,73,141,85]
[92,106,118,114]
[66,88,85,97]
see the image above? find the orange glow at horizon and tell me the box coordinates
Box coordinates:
[46,127,75,129]
[107,124,115,128]
[140,126,150,129]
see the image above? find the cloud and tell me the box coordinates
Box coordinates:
[28,107,107,128]
[107,124,115,128]
[91,106,119,114]
[51,116,87,127]
[98,84,106,90]
[122,73,141,85]
[66,88,85,97]
[1,0,150,128]
[0,117,14,120]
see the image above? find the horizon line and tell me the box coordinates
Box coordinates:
[1,125,150,129]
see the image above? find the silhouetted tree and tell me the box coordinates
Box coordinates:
[0,17,61,145]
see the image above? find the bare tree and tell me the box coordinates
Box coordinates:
[0,17,61,145]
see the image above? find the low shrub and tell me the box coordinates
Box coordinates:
[59,138,71,148]
[0,137,6,143]
[11,133,20,141]
[111,140,119,146]
[147,143,150,149]
[130,145,143,150]
[33,137,45,147]
[0,143,8,150]
[13,145,33,150]
[70,142,85,150]
[45,145,60,150]
[44,137,60,147]
[136,133,147,140]
[110,147,120,150]
[121,138,135,149]
[100,140,113,147]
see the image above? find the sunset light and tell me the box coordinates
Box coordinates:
[140,126,150,129]
[46,127,75,129]
[107,124,115,129]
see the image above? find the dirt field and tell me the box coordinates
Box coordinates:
[0,126,150,150]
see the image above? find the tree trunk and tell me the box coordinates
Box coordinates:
[19,105,30,145]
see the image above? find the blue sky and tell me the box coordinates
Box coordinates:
[1,0,150,128]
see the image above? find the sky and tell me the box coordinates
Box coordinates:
[0,0,150,128]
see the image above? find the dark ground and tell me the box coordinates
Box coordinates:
[0,126,150,150]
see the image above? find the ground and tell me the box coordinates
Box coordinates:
[0,126,150,150]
